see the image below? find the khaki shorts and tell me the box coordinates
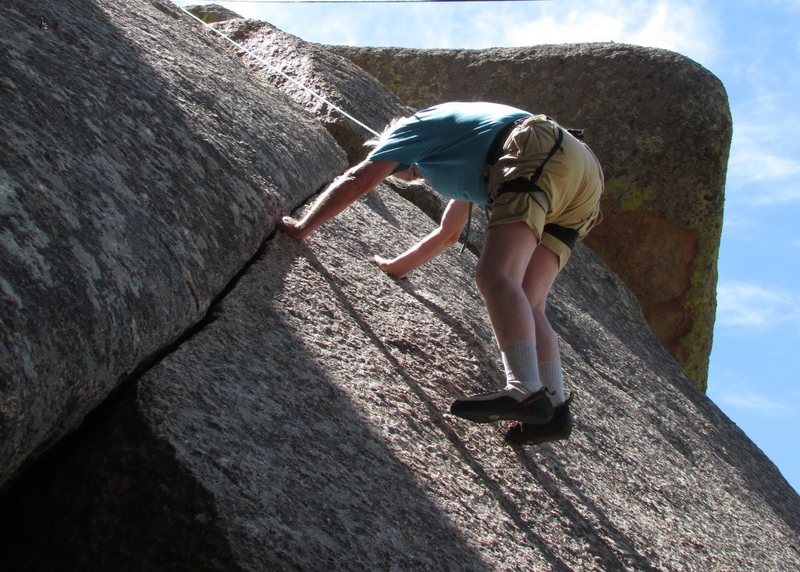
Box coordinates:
[486,115,604,268]
[488,193,574,269]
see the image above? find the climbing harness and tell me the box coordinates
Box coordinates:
[179,7,380,137]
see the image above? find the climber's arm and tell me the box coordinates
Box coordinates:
[279,159,399,241]
[374,199,470,278]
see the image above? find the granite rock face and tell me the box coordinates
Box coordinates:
[3,186,799,571]
[0,0,345,486]
[331,44,732,390]
[3,3,798,571]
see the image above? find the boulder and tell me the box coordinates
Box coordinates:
[330,44,732,390]
[2,186,798,570]
[0,0,346,487]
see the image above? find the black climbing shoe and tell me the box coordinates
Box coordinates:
[504,395,573,445]
[449,387,554,424]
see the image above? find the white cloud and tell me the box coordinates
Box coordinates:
[716,281,800,329]
[726,119,800,204]
[714,388,793,414]
[708,366,794,416]
[504,11,624,45]
[720,209,757,233]
[502,1,719,66]
[721,10,800,206]
[198,0,721,65]
[727,145,800,189]
[718,390,792,414]
[749,184,800,205]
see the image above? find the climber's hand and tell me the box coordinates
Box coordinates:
[278,216,308,241]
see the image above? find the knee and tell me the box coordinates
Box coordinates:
[474,265,494,296]
[530,298,547,316]
[474,270,490,296]
[532,303,548,324]
[475,269,513,298]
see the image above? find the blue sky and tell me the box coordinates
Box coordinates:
[175,0,800,494]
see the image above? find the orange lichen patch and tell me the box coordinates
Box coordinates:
[585,208,699,368]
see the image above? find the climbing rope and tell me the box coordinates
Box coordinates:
[179,7,381,137]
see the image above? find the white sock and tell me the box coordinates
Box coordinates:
[539,361,565,406]
[500,339,542,396]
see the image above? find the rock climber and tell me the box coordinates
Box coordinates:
[279,101,604,444]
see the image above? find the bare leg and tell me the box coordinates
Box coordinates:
[475,222,539,347]
[522,245,564,405]
[522,245,561,363]
[448,221,554,423]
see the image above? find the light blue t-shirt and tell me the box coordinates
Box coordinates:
[367,102,531,205]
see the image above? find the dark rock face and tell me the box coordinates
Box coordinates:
[2,2,798,571]
[330,44,731,390]
[0,0,345,486]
